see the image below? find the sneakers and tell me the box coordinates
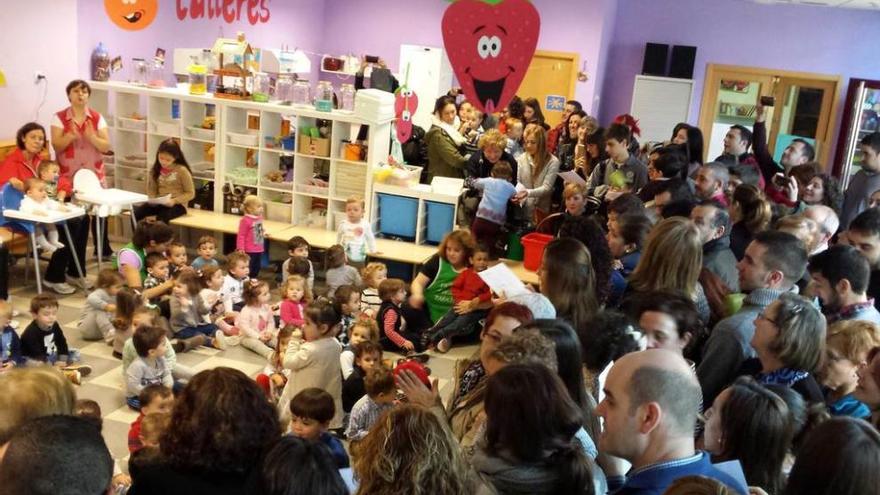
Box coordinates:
[63,369,82,385]
[65,364,92,378]
[44,281,75,295]
[50,240,65,249]
[174,334,207,353]
[112,350,123,360]
[171,340,185,353]
[66,276,94,290]
[436,338,451,354]
[213,330,228,350]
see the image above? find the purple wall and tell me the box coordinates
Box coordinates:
[76,0,326,86]
[600,0,880,144]
[321,0,615,115]
[0,0,79,138]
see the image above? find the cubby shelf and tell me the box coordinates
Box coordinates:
[89,81,392,231]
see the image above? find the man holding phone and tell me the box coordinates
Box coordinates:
[753,98,815,182]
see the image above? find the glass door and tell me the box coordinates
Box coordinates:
[704,73,774,160]
[840,83,880,187]
[766,77,836,169]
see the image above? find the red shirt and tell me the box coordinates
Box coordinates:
[451,268,491,304]
[0,147,40,187]
[128,413,144,453]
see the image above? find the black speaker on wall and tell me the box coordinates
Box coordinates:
[670,45,697,79]
[642,43,669,76]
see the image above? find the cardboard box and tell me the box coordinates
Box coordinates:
[298,135,330,157]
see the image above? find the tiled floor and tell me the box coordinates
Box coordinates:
[6,249,476,471]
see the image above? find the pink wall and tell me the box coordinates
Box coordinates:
[0,0,79,139]
[76,0,327,86]
[320,0,615,115]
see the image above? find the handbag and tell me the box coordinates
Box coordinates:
[322,57,344,72]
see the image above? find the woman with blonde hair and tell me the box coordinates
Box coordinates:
[462,128,520,227]
[0,367,76,444]
[625,217,710,322]
[353,404,472,495]
[730,184,772,260]
[514,126,560,224]
[775,214,821,255]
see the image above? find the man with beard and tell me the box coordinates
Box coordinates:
[808,244,880,324]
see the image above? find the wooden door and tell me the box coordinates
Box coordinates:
[518,50,578,128]
[699,66,775,161]
[699,64,840,166]
[767,77,838,169]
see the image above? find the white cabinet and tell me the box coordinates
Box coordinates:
[399,45,453,132]
[89,81,391,233]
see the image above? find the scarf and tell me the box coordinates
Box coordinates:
[432,115,467,147]
[757,367,810,387]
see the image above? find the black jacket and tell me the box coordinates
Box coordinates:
[20,321,69,363]
[466,150,518,183]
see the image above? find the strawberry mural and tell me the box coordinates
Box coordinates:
[395,86,419,143]
[441,0,540,114]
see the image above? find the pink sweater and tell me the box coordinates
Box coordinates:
[237,214,265,253]
[236,304,276,339]
[280,300,307,327]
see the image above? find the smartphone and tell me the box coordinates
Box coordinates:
[760,96,775,107]
[365,55,380,64]
[772,173,787,188]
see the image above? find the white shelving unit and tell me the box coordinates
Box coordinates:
[371,182,459,245]
[88,81,392,233]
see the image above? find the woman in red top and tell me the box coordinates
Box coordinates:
[0,122,91,295]
[51,79,113,257]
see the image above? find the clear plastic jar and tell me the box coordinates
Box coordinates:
[276,74,294,103]
[340,84,355,112]
[252,72,270,102]
[147,61,165,88]
[188,63,207,95]
[292,80,311,106]
[315,80,333,112]
[132,58,148,86]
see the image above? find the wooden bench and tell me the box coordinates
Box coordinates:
[170,209,437,265]
[170,209,541,284]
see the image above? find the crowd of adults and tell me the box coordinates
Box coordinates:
[4,78,880,495]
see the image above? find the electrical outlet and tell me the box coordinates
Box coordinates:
[34,71,46,84]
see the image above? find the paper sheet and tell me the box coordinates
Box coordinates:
[713,460,749,493]
[557,170,587,186]
[478,263,530,298]
[147,194,172,205]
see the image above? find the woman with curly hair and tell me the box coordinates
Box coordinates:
[129,367,281,494]
[353,404,472,495]
[729,184,772,260]
[802,172,843,214]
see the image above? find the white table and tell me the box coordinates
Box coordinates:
[75,189,149,268]
[3,208,88,294]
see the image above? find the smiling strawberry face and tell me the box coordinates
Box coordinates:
[395,87,419,143]
[442,0,540,114]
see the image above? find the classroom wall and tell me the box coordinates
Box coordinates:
[0,0,79,139]
[320,0,616,115]
[75,0,327,86]
[600,0,880,150]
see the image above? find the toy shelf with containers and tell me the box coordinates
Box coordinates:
[372,177,461,245]
[86,81,400,234]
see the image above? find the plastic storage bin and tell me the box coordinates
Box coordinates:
[377,194,418,239]
[521,232,554,271]
[425,201,455,244]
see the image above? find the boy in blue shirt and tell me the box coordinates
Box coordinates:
[469,161,517,257]
[0,301,22,370]
[288,387,350,469]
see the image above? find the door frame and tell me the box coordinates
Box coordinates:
[699,64,841,166]
[521,50,579,126]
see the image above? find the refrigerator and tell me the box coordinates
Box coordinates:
[833,78,880,188]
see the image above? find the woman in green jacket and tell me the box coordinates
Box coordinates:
[426,95,469,181]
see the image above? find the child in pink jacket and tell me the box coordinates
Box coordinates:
[237,195,265,278]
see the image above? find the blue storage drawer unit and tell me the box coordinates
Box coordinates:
[377,193,418,239]
[425,201,455,244]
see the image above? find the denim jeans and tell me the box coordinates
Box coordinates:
[176,323,216,347]
[429,308,487,343]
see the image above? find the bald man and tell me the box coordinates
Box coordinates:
[596,350,746,495]
[804,205,839,255]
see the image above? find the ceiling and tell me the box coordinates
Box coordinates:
[751,0,880,9]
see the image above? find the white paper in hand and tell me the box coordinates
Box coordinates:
[557,170,587,186]
[147,194,173,205]
[478,263,529,298]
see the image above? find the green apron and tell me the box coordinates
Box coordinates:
[424,257,463,323]
[112,242,147,283]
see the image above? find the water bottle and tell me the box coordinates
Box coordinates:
[92,42,111,82]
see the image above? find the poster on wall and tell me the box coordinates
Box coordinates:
[104,0,158,30]
[441,0,540,114]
